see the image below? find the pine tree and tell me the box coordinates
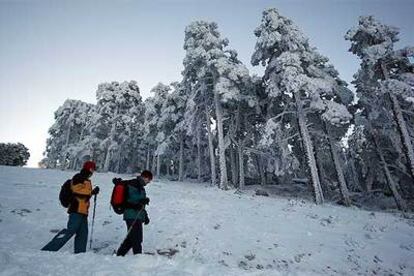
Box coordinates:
[345,16,414,210]
[252,8,355,204]
[143,82,170,177]
[43,99,93,168]
[183,21,250,189]
[346,15,414,183]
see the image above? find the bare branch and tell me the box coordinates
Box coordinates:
[243,147,277,160]
[268,111,296,122]
[387,164,412,179]
[402,109,414,117]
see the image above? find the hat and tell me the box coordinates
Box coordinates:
[83,161,96,172]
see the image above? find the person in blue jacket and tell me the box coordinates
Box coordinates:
[115,170,153,256]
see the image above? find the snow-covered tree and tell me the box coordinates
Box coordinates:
[252,8,354,204]
[96,81,144,173]
[346,16,414,181]
[345,16,414,210]
[183,21,226,188]
[0,143,30,166]
[164,82,191,181]
[43,99,93,169]
[183,21,251,189]
[143,82,170,177]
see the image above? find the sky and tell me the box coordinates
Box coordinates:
[0,0,413,167]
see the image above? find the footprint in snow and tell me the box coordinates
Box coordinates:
[218,260,229,267]
[306,213,319,220]
[238,260,249,270]
[272,259,289,270]
[92,242,114,253]
[282,207,296,213]
[294,253,311,263]
[373,255,383,264]
[319,216,336,227]
[363,223,387,233]
[156,248,179,258]
[399,243,414,251]
[256,264,264,270]
[294,254,305,263]
[11,208,31,216]
[344,236,366,249]
[244,253,255,261]
[347,253,362,270]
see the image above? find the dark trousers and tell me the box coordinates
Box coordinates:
[41,213,88,254]
[116,219,143,256]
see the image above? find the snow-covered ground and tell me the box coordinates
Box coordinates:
[0,166,413,276]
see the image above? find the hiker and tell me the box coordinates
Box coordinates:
[115,170,152,256]
[41,161,100,254]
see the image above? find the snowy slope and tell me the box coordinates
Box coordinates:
[0,166,413,276]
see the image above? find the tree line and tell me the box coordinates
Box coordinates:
[41,9,414,210]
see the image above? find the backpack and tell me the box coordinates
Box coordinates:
[111,180,128,214]
[59,179,73,208]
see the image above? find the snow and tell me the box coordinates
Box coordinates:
[0,166,413,275]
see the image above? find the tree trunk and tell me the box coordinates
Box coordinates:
[116,150,122,173]
[254,155,266,186]
[259,156,267,186]
[294,91,324,204]
[214,89,228,190]
[72,159,78,170]
[197,126,202,182]
[152,150,157,174]
[146,146,150,170]
[348,150,363,192]
[103,146,111,172]
[326,124,351,206]
[230,145,238,187]
[79,128,85,142]
[366,169,374,192]
[238,139,245,190]
[381,62,414,182]
[205,106,217,186]
[156,153,161,178]
[373,132,408,212]
[179,135,184,181]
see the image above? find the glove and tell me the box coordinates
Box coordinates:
[139,197,150,205]
[92,186,100,195]
[112,178,122,184]
[143,210,150,225]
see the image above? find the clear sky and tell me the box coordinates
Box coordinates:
[1,0,413,167]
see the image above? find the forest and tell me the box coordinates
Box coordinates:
[41,9,414,211]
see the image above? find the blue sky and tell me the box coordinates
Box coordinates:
[1,0,413,167]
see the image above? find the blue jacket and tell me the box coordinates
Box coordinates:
[123,176,147,221]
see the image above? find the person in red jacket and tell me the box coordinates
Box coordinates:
[42,161,99,254]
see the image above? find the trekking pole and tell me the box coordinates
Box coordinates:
[119,205,145,246]
[89,194,97,250]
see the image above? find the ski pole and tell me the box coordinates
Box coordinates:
[89,194,97,250]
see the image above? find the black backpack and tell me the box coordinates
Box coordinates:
[59,179,73,208]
